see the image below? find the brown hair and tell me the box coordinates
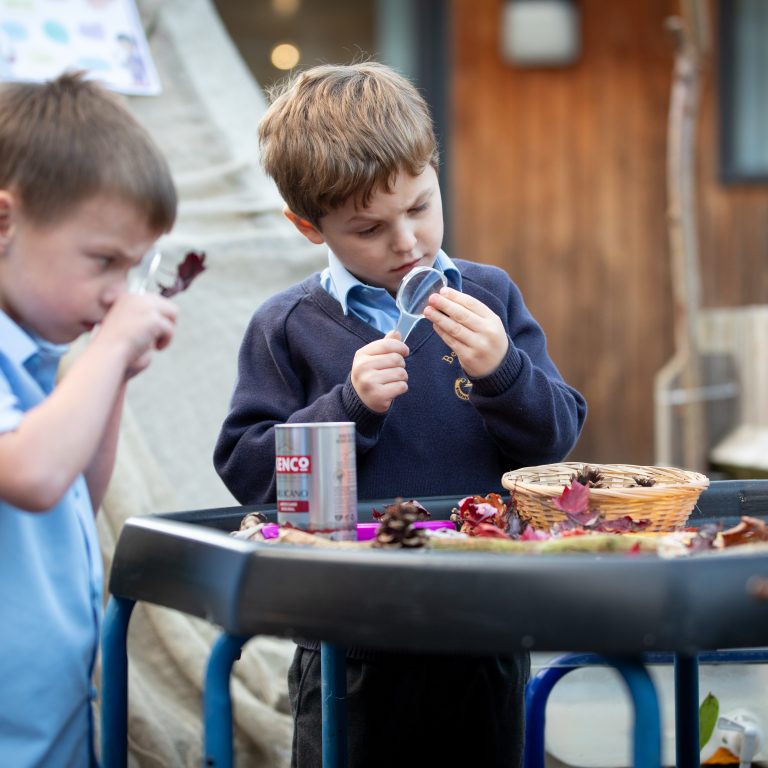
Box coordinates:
[0,71,176,232]
[259,62,439,226]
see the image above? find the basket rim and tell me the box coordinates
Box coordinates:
[502,462,710,497]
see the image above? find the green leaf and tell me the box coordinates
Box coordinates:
[699,692,720,751]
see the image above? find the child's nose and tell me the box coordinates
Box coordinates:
[391,225,417,253]
[102,275,129,306]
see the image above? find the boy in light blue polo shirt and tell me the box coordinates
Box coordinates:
[0,72,179,765]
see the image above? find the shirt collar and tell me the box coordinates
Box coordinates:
[0,310,69,386]
[0,310,39,367]
[322,248,463,315]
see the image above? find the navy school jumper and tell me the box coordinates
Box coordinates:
[214,258,587,507]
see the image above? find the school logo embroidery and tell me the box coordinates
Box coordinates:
[454,377,472,400]
[441,349,471,400]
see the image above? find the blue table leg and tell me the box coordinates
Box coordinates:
[675,653,700,768]
[525,649,768,768]
[101,596,136,768]
[525,653,661,768]
[608,657,662,768]
[320,642,348,768]
[203,633,248,768]
[525,658,580,768]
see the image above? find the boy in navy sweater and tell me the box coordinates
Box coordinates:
[214,62,586,768]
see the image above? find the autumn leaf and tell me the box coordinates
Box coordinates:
[721,516,768,547]
[471,521,512,539]
[372,499,429,521]
[688,524,720,552]
[159,250,207,297]
[600,516,651,533]
[554,479,590,514]
[450,494,519,537]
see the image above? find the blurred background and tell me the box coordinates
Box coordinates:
[212,0,768,477]
[4,0,768,477]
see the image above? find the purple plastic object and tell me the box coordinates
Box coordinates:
[260,520,454,541]
[355,520,454,541]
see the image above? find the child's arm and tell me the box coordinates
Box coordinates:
[424,281,586,464]
[0,293,176,512]
[215,295,408,505]
[83,381,126,512]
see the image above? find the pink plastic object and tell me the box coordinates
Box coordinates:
[259,520,454,541]
[355,520,455,541]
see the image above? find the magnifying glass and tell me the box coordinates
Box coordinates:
[393,266,447,342]
[130,250,162,294]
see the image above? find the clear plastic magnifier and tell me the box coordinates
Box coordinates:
[393,266,447,342]
[130,250,162,294]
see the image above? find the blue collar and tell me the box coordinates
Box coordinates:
[0,311,38,367]
[320,249,462,333]
[0,311,68,393]
[323,248,463,313]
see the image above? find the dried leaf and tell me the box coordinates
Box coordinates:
[599,516,652,533]
[470,521,512,539]
[721,516,768,547]
[554,479,590,514]
[158,250,207,297]
[372,498,429,521]
[450,493,518,537]
[520,526,551,541]
[688,524,721,552]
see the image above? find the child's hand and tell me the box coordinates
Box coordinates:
[351,331,409,413]
[424,287,508,378]
[95,293,178,378]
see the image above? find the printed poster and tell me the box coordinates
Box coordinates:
[0,0,161,95]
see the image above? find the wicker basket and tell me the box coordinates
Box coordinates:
[501,462,710,532]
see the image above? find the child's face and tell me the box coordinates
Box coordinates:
[0,194,157,344]
[293,165,444,296]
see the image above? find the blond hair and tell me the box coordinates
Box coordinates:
[0,71,176,232]
[259,62,439,225]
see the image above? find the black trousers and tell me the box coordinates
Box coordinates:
[288,646,530,768]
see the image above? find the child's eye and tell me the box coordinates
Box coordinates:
[410,203,429,215]
[357,224,380,237]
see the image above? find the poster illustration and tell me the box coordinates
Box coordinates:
[0,0,161,95]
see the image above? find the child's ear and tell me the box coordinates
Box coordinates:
[284,208,325,245]
[0,191,15,253]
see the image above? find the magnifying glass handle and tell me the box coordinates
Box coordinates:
[394,313,420,342]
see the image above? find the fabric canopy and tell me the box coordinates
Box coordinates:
[88,0,325,763]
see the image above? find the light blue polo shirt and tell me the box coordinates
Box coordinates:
[320,248,463,333]
[0,310,102,766]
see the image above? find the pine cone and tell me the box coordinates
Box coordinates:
[571,465,604,488]
[373,498,428,549]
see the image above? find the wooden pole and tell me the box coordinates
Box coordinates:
[664,2,709,472]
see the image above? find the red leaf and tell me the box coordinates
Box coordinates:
[159,251,207,297]
[471,522,512,539]
[554,479,590,514]
[520,526,551,541]
[600,515,651,533]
